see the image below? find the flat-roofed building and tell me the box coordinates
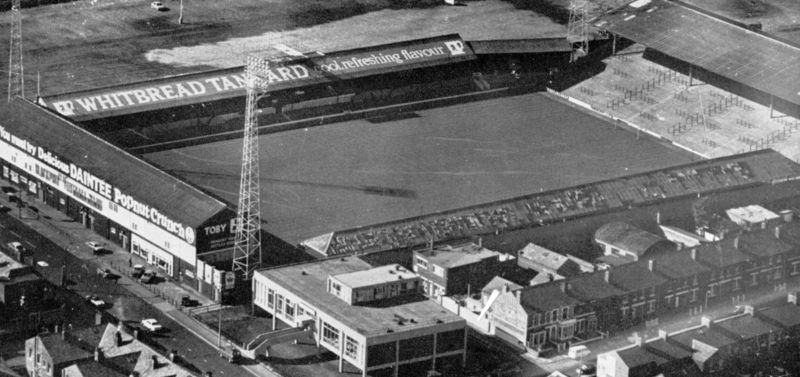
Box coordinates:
[726,205,780,231]
[413,242,516,297]
[327,264,421,305]
[253,257,467,377]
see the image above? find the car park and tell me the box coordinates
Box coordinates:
[141,318,163,332]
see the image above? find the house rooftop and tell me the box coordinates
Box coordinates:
[38,334,92,366]
[0,250,31,280]
[644,338,692,360]
[567,270,624,301]
[417,242,509,269]
[651,250,710,279]
[257,258,464,337]
[758,303,800,329]
[672,326,737,349]
[331,264,417,289]
[98,324,194,377]
[595,222,670,257]
[518,243,579,275]
[482,276,522,294]
[608,261,669,290]
[693,238,751,268]
[726,205,780,225]
[519,282,582,312]
[595,253,637,267]
[715,313,780,340]
[739,228,794,258]
[617,344,669,369]
[66,360,127,377]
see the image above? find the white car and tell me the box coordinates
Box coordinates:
[141,318,163,332]
[86,241,105,254]
[7,241,25,252]
[86,295,105,308]
[150,1,166,11]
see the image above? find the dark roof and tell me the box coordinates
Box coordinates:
[68,325,106,350]
[567,270,624,301]
[672,327,737,349]
[617,345,669,368]
[482,276,522,294]
[519,282,582,312]
[693,238,751,268]
[39,334,92,365]
[468,38,571,54]
[644,338,692,360]
[41,34,475,122]
[776,221,800,246]
[595,222,669,257]
[69,360,127,377]
[594,0,800,108]
[608,262,669,290]
[715,314,779,339]
[758,303,800,329]
[652,250,710,279]
[739,228,795,258]
[103,351,141,376]
[0,99,228,230]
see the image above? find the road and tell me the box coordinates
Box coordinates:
[0,209,252,376]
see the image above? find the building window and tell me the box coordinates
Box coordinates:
[775,267,783,280]
[276,295,284,315]
[530,331,546,346]
[431,264,444,277]
[415,257,428,270]
[751,272,758,286]
[267,289,274,309]
[792,261,800,275]
[647,300,656,314]
[322,322,339,347]
[285,298,295,320]
[345,336,359,359]
[621,306,629,319]
[690,288,698,303]
[532,313,540,327]
[330,281,341,296]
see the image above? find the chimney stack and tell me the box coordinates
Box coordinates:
[205,372,213,377]
[115,331,122,347]
[657,329,668,340]
[690,248,697,261]
[502,283,509,294]
[774,226,781,239]
[95,311,102,326]
[648,260,655,272]
[514,289,521,302]
[700,316,712,328]
[94,347,103,362]
[169,349,178,362]
[151,355,159,369]
[604,269,610,283]
[734,236,740,249]
[744,305,755,316]
[61,326,66,340]
[560,280,566,293]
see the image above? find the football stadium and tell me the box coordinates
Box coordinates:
[3,0,800,304]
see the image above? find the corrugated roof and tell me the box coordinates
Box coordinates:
[595,222,668,257]
[594,0,800,107]
[0,99,228,230]
[468,38,571,54]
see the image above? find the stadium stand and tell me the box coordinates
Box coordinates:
[593,0,800,116]
[301,150,800,256]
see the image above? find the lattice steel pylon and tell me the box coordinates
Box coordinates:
[567,0,590,61]
[8,0,24,101]
[231,55,270,281]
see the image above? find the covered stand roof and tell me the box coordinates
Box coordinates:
[0,99,228,230]
[594,0,800,109]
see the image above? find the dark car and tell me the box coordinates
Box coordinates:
[577,363,596,376]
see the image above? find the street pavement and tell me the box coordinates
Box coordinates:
[0,180,281,377]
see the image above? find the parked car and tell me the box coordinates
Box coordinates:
[141,318,163,332]
[576,363,596,376]
[180,295,200,307]
[140,270,157,284]
[131,264,145,278]
[86,241,105,255]
[6,241,25,253]
[150,1,166,10]
[97,268,116,279]
[86,295,106,308]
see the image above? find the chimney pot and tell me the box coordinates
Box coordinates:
[604,269,610,283]
[691,248,697,261]
[734,236,740,249]
[775,226,781,239]
[560,280,566,293]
